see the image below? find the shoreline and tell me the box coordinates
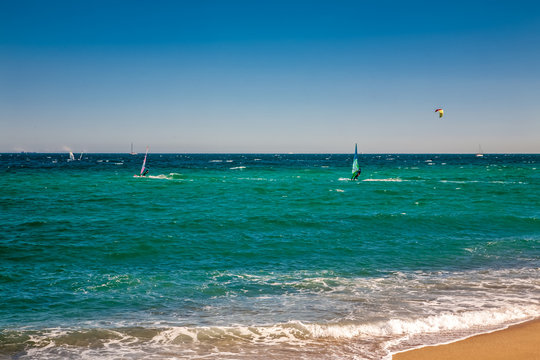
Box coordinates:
[392,318,540,360]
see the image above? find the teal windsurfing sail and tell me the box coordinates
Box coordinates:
[351,144,361,180]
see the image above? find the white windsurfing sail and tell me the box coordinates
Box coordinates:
[69,152,75,161]
[78,152,83,160]
[140,146,149,175]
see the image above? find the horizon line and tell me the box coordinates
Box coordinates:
[2,152,539,155]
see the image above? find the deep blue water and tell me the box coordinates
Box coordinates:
[1,153,539,359]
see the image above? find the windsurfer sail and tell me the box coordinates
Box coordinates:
[136,146,149,177]
[351,144,361,180]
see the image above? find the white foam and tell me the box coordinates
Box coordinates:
[211,306,515,344]
[144,305,539,345]
[363,178,405,182]
[230,166,246,170]
[238,177,272,181]
[139,173,185,180]
[7,311,540,360]
[13,268,540,359]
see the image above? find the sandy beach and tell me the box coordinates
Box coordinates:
[393,319,540,360]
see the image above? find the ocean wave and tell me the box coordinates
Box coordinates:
[3,267,540,358]
[5,306,539,360]
[144,173,186,180]
[362,178,406,182]
[237,177,275,181]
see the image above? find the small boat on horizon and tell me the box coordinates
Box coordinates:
[476,145,484,157]
[130,143,138,155]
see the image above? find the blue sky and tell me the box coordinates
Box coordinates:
[1,0,539,153]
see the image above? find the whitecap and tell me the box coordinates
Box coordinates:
[363,178,405,182]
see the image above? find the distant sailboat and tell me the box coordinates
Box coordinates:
[68,152,75,162]
[476,145,484,157]
[78,152,84,161]
[130,143,137,155]
[351,144,361,180]
[134,146,149,177]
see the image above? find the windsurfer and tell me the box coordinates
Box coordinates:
[351,168,361,180]
[143,169,149,176]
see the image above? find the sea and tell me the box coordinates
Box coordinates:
[1,153,539,360]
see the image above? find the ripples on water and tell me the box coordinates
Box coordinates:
[0,153,539,359]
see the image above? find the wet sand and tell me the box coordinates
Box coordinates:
[393,319,540,360]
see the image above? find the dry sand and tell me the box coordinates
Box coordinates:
[393,319,540,360]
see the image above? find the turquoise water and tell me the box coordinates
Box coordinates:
[1,153,539,359]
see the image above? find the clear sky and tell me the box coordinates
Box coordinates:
[1,0,539,153]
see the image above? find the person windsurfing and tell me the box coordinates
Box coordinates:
[351,143,361,180]
[134,146,149,177]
